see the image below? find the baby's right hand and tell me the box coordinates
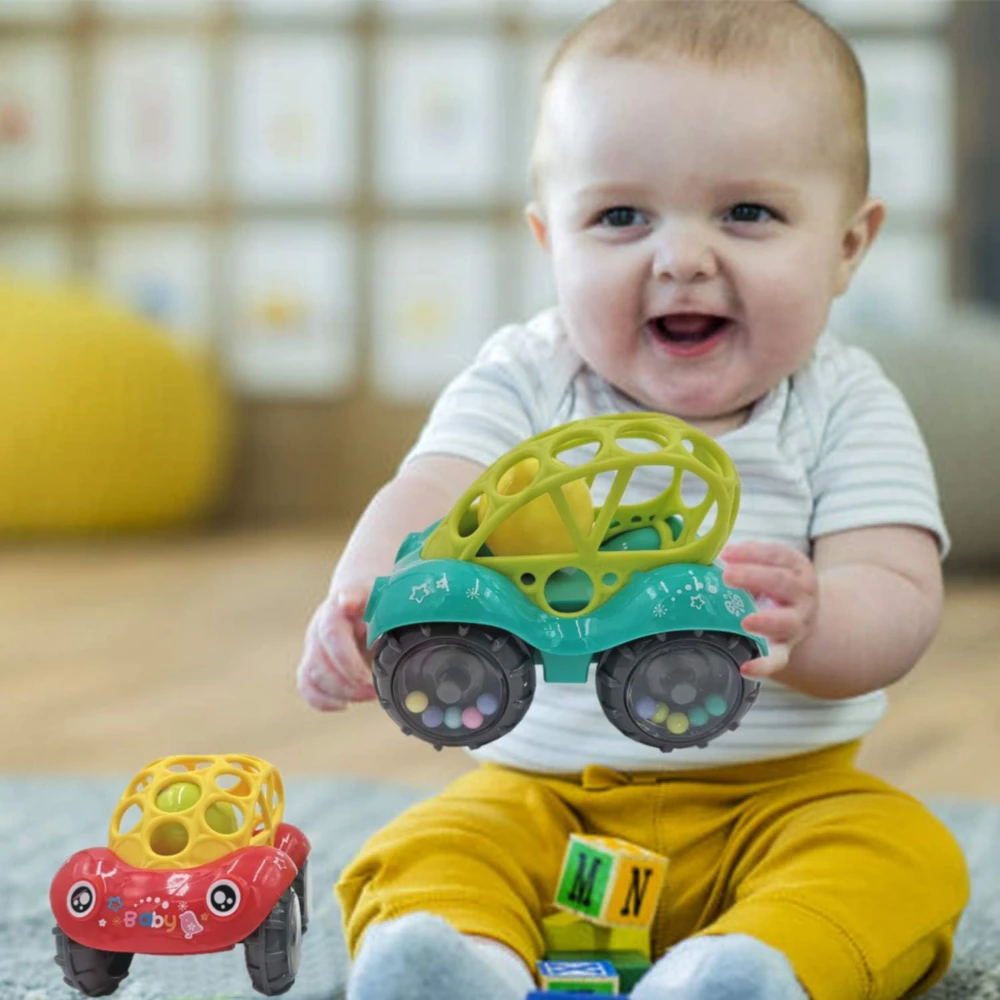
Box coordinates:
[296,586,378,711]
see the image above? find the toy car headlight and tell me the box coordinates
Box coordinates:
[66,880,99,919]
[206,878,242,917]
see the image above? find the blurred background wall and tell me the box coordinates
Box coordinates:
[0,0,992,526]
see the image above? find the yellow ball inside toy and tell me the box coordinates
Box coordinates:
[479,458,593,556]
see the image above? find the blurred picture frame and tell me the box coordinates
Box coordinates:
[0,41,72,206]
[809,0,952,28]
[94,224,216,349]
[241,0,361,18]
[372,223,498,402]
[519,0,606,23]
[227,222,357,398]
[378,0,493,19]
[854,40,954,215]
[515,222,556,322]
[91,38,212,203]
[0,227,73,280]
[828,227,949,335]
[375,35,503,205]
[94,0,211,19]
[0,0,75,21]
[230,34,358,202]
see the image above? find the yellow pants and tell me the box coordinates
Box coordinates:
[336,741,969,1000]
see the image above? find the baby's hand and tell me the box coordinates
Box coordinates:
[296,586,378,711]
[720,541,818,679]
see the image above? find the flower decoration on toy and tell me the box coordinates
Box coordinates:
[364,413,767,753]
[49,754,311,998]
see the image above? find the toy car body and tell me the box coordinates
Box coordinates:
[365,413,767,752]
[50,754,309,997]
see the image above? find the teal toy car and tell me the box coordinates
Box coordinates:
[364,413,766,752]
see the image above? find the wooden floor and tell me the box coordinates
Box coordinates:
[2,526,998,801]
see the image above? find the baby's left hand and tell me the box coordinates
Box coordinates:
[720,541,818,679]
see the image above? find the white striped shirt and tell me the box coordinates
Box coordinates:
[401,309,948,772]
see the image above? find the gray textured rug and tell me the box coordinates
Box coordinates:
[1,778,997,1000]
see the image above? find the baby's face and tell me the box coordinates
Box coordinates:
[529,56,881,428]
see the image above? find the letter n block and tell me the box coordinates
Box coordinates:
[554,833,668,928]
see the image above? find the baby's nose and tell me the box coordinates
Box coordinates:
[651,226,718,283]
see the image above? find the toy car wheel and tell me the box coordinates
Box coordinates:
[372,622,535,749]
[596,630,760,751]
[244,886,302,996]
[52,927,133,997]
[293,859,311,935]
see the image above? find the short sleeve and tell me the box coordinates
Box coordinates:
[399,312,581,472]
[807,346,950,558]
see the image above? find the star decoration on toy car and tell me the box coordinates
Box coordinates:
[690,594,706,610]
[409,581,433,603]
[107,896,123,912]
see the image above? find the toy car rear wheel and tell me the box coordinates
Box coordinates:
[293,859,310,934]
[52,927,133,997]
[596,630,760,751]
[243,886,302,996]
[372,623,535,749]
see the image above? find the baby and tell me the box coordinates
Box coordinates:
[298,2,969,998]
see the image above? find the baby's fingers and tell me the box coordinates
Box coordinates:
[315,610,375,692]
[741,643,790,679]
[722,563,805,605]
[298,604,376,708]
[740,606,803,645]
[335,587,370,622]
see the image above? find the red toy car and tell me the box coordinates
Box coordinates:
[49,754,310,997]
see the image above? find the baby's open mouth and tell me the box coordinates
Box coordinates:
[649,313,732,357]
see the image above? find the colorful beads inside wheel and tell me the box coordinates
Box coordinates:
[405,691,429,713]
[689,706,709,727]
[705,694,728,716]
[461,707,484,729]
[666,712,690,734]
[422,706,444,728]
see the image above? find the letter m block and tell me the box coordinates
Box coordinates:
[554,834,668,929]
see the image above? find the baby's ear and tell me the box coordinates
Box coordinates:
[834,196,886,296]
[525,203,550,251]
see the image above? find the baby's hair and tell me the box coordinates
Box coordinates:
[531,0,869,208]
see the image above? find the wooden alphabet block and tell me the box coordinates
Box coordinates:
[541,910,651,959]
[554,833,668,928]
[536,958,619,994]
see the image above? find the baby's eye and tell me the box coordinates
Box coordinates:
[725,203,776,224]
[597,206,648,228]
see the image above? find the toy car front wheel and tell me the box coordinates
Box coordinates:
[52,927,133,997]
[244,886,302,996]
[372,622,535,749]
[596,630,760,750]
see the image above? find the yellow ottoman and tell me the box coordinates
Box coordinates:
[0,274,231,534]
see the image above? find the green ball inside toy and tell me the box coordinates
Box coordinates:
[157,781,201,813]
[150,781,239,856]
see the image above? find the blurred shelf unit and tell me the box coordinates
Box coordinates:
[0,0,960,401]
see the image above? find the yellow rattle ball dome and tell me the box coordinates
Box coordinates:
[478,457,592,556]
